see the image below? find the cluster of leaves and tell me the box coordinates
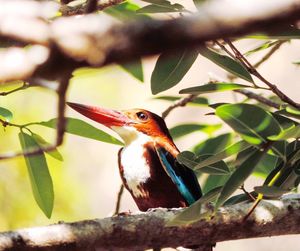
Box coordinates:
[0,0,300,219]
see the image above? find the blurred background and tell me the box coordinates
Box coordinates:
[0,1,300,250]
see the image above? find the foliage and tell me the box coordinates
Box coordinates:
[0,0,299,231]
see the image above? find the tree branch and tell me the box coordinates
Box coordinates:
[1,0,300,83]
[0,194,299,250]
[60,0,125,16]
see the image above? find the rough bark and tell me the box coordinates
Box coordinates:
[0,194,300,251]
[0,0,299,82]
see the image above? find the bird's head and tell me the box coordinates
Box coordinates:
[67,102,174,145]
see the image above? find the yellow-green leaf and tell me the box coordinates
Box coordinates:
[0,107,13,122]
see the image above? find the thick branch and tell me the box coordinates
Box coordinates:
[0,0,300,82]
[0,194,299,250]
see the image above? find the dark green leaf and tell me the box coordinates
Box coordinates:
[31,133,63,161]
[254,185,289,198]
[272,113,298,130]
[40,118,123,146]
[0,107,13,122]
[224,193,252,206]
[167,186,222,226]
[199,47,253,83]
[193,133,233,155]
[177,152,230,175]
[202,174,229,194]
[151,49,198,94]
[169,123,221,139]
[193,140,251,170]
[216,103,282,145]
[120,59,144,82]
[215,148,266,209]
[19,132,54,218]
[179,82,251,94]
[276,109,300,120]
[154,96,208,106]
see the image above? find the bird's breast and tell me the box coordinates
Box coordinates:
[120,138,151,198]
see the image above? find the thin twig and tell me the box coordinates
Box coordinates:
[240,184,256,201]
[235,89,281,109]
[224,39,300,109]
[161,94,198,119]
[0,75,71,160]
[0,82,29,96]
[253,40,287,68]
[114,184,124,215]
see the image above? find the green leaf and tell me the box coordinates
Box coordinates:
[154,96,208,106]
[137,0,184,13]
[203,174,229,194]
[244,41,279,56]
[199,47,253,83]
[120,59,144,82]
[177,152,230,175]
[215,148,266,209]
[193,133,233,155]
[19,132,54,218]
[31,133,63,161]
[151,49,198,94]
[40,118,123,146]
[179,82,251,94]
[104,1,148,20]
[169,123,221,139]
[224,193,252,206]
[254,185,289,198]
[193,0,206,10]
[268,125,300,141]
[253,153,278,178]
[0,107,13,122]
[167,186,222,226]
[193,140,251,170]
[272,113,297,130]
[216,103,282,145]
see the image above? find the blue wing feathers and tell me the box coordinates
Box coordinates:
[156,147,202,205]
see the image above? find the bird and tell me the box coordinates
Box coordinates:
[67,102,202,211]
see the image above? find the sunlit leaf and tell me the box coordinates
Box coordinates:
[193,133,233,155]
[254,185,289,198]
[167,186,222,226]
[253,153,278,178]
[193,140,251,170]
[31,133,63,161]
[268,125,300,141]
[154,96,208,106]
[19,132,54,218]
[244,41,279,56]
[0,107,13,122]
[246,27,300,40]
[170,123,221,139]
[137,0,184,13]
[104,1,148,20]
[179,82,251,94]
[216,103,281,145]
[199,47,253,83]
[120,59,144,82]
[215,148,266,209]
[40,118,123,146]
[177,152,230,175]
[151,49,198,94]
[276,109,300,120]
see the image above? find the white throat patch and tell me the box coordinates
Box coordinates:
[112,126,152,198]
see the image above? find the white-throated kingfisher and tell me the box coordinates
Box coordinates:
[67,102,202,211]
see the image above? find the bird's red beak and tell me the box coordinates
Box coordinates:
[67,102,132,127]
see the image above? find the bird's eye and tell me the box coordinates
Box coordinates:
[136,112,148,121]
